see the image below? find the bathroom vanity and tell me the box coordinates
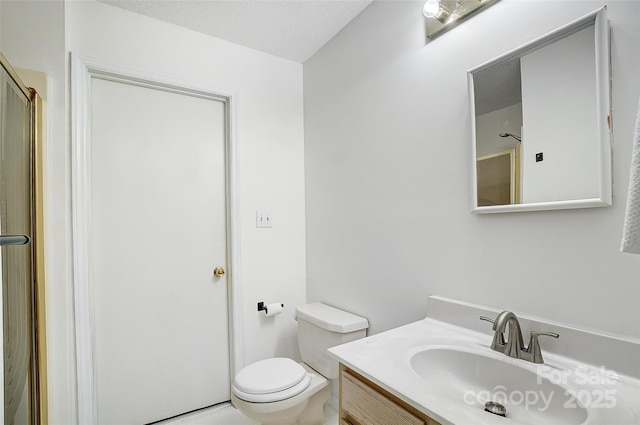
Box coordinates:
[329,296,640,425]
[339,365,440,425]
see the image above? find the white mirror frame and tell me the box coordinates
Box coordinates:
[468,7,611,214]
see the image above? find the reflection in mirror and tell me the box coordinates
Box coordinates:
[468,7,611,213]
[477,147,520,206]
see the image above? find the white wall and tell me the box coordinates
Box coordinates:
[67,0,307,367]
[304,0,640,341]
[3,1,307,423]
[66,1,305,362]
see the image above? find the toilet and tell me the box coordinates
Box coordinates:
[231,303,369,425]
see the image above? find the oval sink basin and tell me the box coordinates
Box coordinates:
[410,347,587,425]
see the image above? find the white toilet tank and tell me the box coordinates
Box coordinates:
[296,303,368,379]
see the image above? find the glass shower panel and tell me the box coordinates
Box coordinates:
[0,63,33,425]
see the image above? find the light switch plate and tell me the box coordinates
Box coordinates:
[256,211,272,228]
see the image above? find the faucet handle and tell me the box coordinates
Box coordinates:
[527,331,559,364]
[479,316,505,351]
[479,316,495,324]
[480,315,500,332]
[530,331,559,338]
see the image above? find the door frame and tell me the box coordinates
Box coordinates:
[70,54,243,424]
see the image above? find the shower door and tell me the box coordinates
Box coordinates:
[0,56,37,425]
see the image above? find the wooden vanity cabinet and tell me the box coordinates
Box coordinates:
[338,364,441,425]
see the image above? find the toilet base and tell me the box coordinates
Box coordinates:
[298,383,331,425]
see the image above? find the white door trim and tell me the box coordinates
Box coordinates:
[70,53,243,424]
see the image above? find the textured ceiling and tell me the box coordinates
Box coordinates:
[473,58,521,116]
[98,0,373,63]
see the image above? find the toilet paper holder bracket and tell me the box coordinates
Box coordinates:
[258,301,284,313]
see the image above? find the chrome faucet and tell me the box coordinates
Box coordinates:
[480,311,559,364]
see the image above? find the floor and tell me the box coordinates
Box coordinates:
[157,402,339,425]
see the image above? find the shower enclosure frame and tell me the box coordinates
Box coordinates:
[0,50,48,425]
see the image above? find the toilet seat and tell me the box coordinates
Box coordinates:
[233,358,312,403]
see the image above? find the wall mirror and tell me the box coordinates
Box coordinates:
[468,7,611,213]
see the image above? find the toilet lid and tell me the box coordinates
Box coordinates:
[234,358,308,395]
[233,373,311,403]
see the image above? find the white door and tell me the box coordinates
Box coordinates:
[89,77,230,424]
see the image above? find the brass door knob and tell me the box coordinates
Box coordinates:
[213,266,225,278]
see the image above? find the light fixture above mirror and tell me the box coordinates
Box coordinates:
[424,0,499,39]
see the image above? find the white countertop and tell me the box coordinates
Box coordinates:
[328,317,640,425]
